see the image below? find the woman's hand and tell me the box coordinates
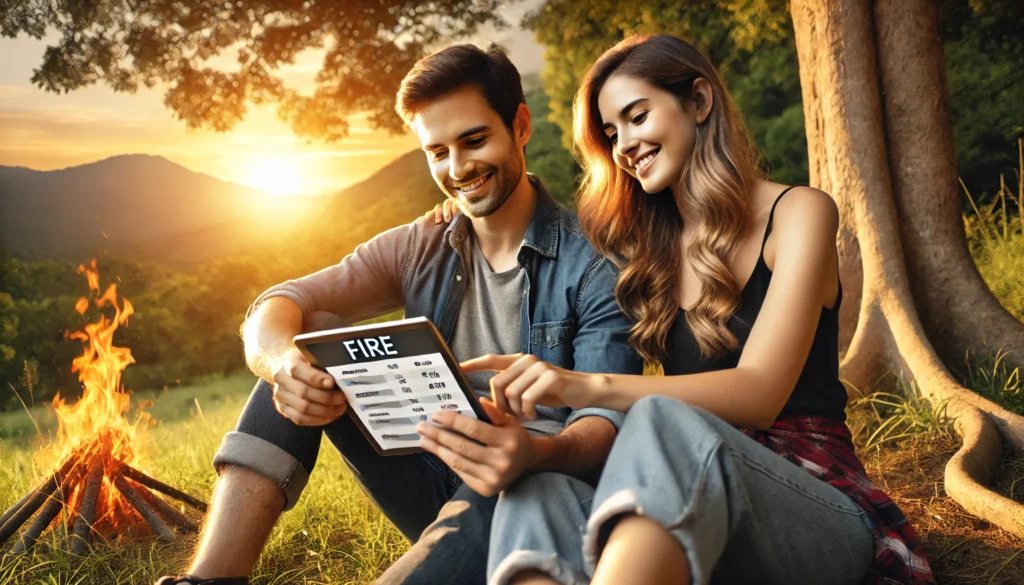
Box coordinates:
[460,354,607,418]
[421,198,459,224]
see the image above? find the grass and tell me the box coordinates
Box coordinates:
[0,373,255,444]
[5,373,1023,583]
[846,379,955,452]
[964,170,1024,324]
[961,139,1024,415]
[963,348,1024,415]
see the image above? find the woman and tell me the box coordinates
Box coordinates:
[427,34,933,585]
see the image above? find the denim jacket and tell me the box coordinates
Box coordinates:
[248,175,642,431]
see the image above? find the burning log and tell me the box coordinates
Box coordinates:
[0,457,77,547]
[12,470,77,554]
[11,494,64,554]
[138,484,199,533]
[113,475,175,542]
[69,458,104,555]
[0,491,34,534]
[118,461,208,513]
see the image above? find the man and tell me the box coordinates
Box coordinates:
[157,44,641,585]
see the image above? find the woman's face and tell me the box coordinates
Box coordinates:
[597,74,711,194]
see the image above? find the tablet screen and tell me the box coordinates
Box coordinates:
[300,320,483,453]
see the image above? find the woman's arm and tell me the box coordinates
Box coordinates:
[464,187,841,430]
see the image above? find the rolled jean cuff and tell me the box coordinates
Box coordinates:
[213,431,310,511]
[582,486,719,585]
[489,550,590,585]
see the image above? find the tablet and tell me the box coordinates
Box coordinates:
[293,317,491,456]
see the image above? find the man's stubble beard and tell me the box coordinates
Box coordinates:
[453,145,525,219]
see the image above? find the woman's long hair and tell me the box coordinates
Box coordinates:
[574,34,762,364]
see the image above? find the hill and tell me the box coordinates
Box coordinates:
[296,150,443,260]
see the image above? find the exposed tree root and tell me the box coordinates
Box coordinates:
[943,407,1024,540]
[842,288,1024,539]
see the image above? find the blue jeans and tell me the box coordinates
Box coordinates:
[215,378,494,585]
[487,397,874,585]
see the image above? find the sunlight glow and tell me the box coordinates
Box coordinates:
[246,159,303,195]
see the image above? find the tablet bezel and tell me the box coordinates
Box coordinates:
[293,316,491,456]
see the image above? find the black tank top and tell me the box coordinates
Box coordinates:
[662,186,848,421]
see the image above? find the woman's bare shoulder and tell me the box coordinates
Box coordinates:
[772,185,839,233]
[751,181,834,213]
[758,183,839,271]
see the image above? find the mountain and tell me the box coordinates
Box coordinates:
[0,154,319,261]
[0,151,444,266]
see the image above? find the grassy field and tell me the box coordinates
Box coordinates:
[3,372,1023,584]
[0,374,409,584]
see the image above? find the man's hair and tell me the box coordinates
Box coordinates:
[396,44,525,131]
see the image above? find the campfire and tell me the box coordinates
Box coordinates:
[0,260,207,556]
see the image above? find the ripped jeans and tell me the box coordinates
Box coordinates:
[487,397,874,585]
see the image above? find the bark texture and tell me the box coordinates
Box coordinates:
[790,0,1024,539]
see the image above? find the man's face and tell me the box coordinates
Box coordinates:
[413,85,526,218]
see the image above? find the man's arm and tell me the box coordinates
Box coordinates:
[243,297,305,382]
[569,256,645,378]
[528,256,643,476]
[242,222,417,381]
[529,416,616,479]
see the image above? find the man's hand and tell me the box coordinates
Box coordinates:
[416,399,536,497]
[271,347,348,426]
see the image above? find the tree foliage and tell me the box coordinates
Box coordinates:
[525,0,807,185]
[0,248,349,408]
[940,0,1024,194]
[0,0,505,142]
[525,0,1023,194]
[525,87,579,206]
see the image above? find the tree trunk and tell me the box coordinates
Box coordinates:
[874,0,1024,375]
[790,0,1024,539]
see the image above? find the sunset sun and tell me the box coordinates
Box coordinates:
[247,159,302,195]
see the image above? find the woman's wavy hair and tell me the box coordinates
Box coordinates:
[574,34,762,364]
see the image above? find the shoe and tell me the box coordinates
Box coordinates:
[154,576,249,585]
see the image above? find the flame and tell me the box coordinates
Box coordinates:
[46,259,150,530]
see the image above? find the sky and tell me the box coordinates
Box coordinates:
[0,1,546,195]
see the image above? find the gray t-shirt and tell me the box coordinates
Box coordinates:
[449,234,563,436]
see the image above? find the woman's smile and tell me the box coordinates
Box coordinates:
[634,148,660,179]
